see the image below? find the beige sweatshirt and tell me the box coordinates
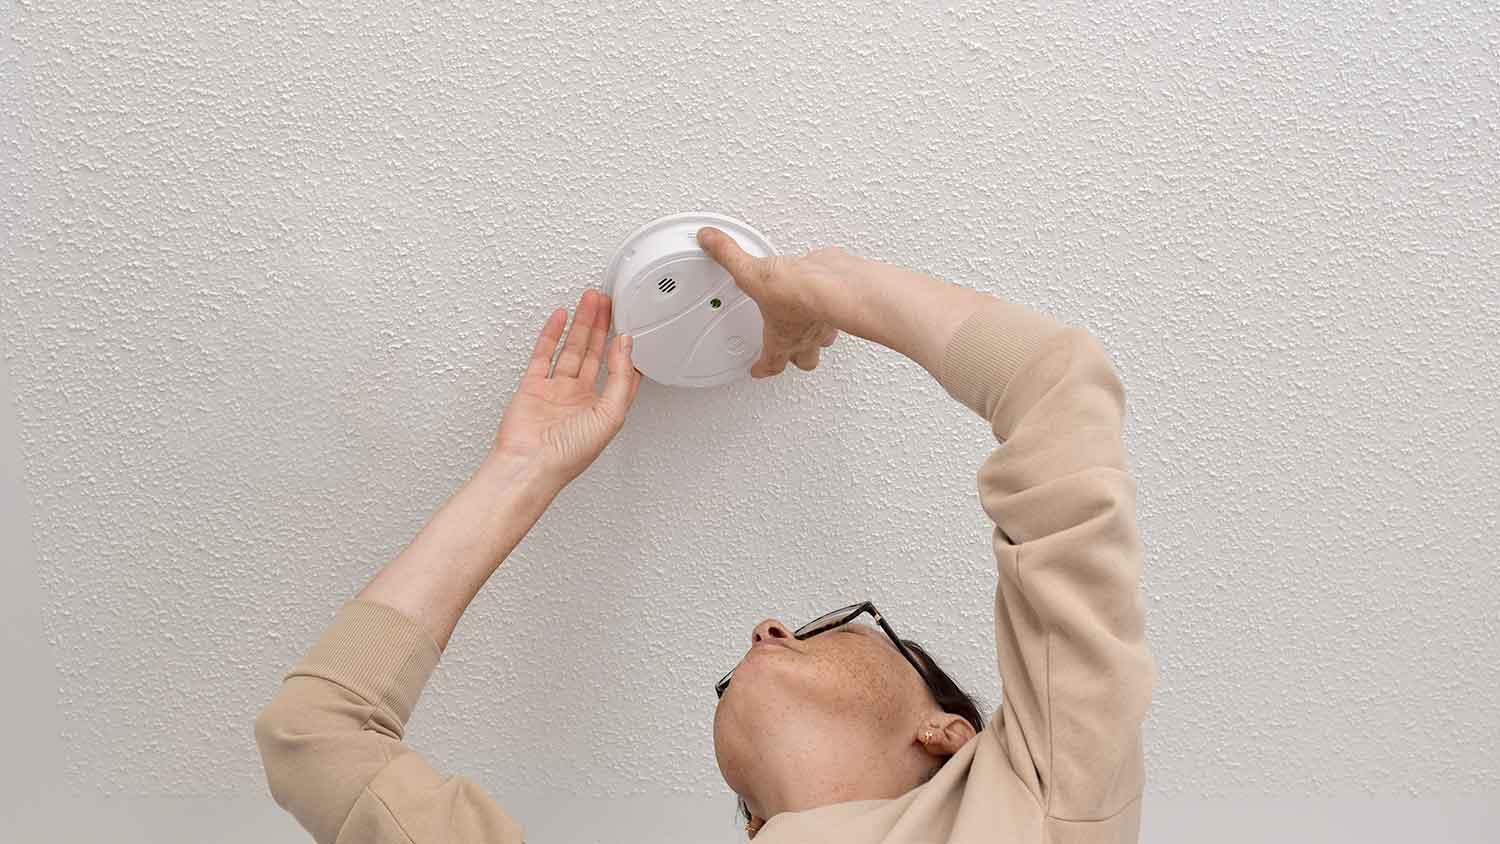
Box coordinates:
[255,297,1155,844]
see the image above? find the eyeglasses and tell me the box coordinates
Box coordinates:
[715,600,933,699]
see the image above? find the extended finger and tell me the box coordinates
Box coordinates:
[526,307,568,378]
[579,291,612,385]
[601,333,641,418]
[698,227,761,286]
[554,289,599,378]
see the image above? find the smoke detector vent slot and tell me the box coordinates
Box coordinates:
[658,276,676,294]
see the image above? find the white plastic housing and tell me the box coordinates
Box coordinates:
[601,212,776,388]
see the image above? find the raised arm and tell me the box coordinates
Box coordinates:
[933,303,1154,830]
[699,230,1154,831]
[253,455,556,844]
[254,288,641,843]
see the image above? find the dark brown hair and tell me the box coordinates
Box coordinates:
[733,638,987,830]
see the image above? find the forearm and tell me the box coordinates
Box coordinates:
[357,454,563,650]
[808,255,1002,380]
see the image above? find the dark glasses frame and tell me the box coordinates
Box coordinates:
[715,600,932,699]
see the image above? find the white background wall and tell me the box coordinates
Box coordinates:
[3,0,1497,841]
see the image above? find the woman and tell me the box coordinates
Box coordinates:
[255,227,1155,843]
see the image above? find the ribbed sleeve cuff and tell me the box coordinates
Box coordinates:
[938,298,1066,422]
[288,599,442,726]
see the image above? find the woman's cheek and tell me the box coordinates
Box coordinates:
[828,651,901,711]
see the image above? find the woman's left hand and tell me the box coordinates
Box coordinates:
[490,288,642,487]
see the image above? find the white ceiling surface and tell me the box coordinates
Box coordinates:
[3,0,1497,813]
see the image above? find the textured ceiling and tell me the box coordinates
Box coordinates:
[3,0,1497,806]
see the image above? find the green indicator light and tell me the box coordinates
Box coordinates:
[710,297,722,309]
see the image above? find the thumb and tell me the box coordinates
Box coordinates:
[697,227,762,290]
[601,333,641,417]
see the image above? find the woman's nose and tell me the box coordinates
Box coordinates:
[752,619,793,646]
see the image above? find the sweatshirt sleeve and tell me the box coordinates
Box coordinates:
[936,298,1155,825]
[254,599,526,844]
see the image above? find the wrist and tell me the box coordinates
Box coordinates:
[808,256,896,343]
[804,255,873,330]
[474,451,566,502]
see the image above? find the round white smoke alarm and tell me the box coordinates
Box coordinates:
[601,212,776,388]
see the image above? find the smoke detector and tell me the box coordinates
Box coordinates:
[601,212,776,388]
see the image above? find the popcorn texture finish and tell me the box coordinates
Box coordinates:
[2,0,1497,806]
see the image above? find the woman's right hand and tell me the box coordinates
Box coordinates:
[697,226,846,378]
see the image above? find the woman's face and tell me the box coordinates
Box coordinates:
[711,615,932,801]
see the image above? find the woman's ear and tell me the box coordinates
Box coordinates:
[918,712,976,756]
